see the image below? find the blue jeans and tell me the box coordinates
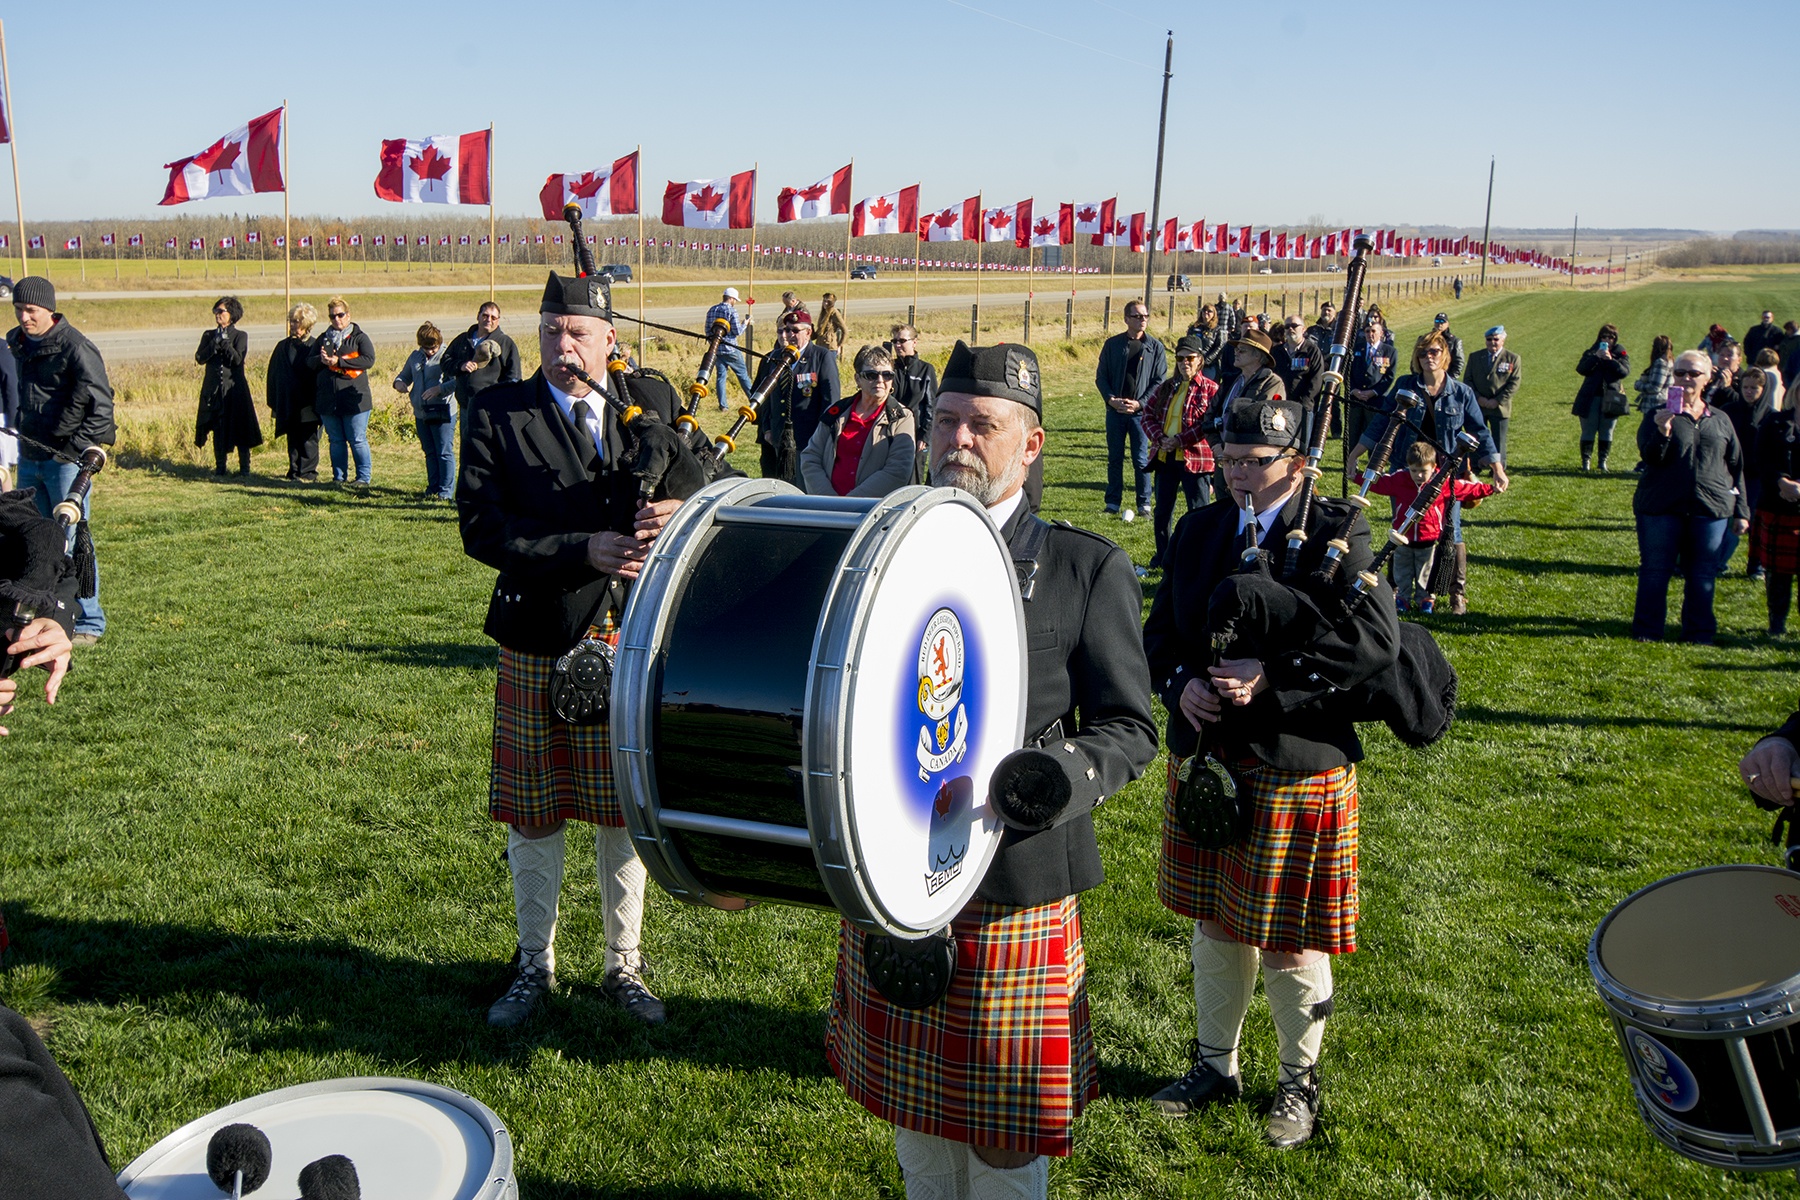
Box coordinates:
[18,457,104,636]
[1579,409,1620,442]
[1104,406,1152,511]
[713,349,754,410]
[320,410,372,484]
[419,416,457,497]
[1633,513,1727,642]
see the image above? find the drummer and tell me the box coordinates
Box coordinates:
[824,342,1157,1199]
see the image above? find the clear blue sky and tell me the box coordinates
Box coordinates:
[17,1,1797,232]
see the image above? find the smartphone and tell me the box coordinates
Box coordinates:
[1665,385,1684,413]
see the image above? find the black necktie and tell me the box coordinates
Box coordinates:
[571,399,600,471]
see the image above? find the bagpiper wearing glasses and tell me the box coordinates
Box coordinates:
[1140,391,1400,1149]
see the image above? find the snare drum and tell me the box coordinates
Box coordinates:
[116,1076,515,1199]
[612,477,1027,939]
[1590,864,1800,1172]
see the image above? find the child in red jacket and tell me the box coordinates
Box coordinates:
[1366,442,1498,613]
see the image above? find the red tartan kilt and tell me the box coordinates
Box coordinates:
[1752,510,1800,575]
[824,896,1096,1158]
[488,633,621,828]
[1157,754,1358,954]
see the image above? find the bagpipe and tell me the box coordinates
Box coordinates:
[1195,236,1458,765]
[0,439,103,677]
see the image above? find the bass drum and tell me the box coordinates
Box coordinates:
[612,477,1027,939]
[1590,864,1800,1173]
[116,1076,515,1199]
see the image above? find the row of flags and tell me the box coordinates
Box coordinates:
[141,109,1604,275]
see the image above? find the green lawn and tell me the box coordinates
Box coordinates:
[2,272,1798,1198]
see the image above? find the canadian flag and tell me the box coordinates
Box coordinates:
[299,235,312,248]
[459,234,470,246]
[349,234,361,247]
[538,151,640,220]
[1233,226,1251,257]
[188,237,203,251]
[326,235,340,246]
[777,164,852,223]
[1127,212,1146,253]
[923,196,980,242]
[662,171,755,229]
[374,130,492,205]
[1102,210,1131,249]
[64,237,80,251]
[245,231,259,244]
[128,234,143,247]
[162,237,175,250]
[1273,232,1288,259]
[852,185,919,237]
[498,234,509,245]
[160,107,285,205]
[100,233,115,247]
[1255,230,1272,259]
[983,199,1030,248]
[274,236,285,248]
[374,235,386,247]
[220,236,235,249]
[1159,218,1178,254]
[1175,223,1194,253]
[1211,222,1229,254]
[1029,208,1062,248]
[1062,200,1108,247]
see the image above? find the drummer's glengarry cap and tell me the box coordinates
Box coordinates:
[540,271,612,321]
[939,341,1041,416]
[1223,396,1305,450]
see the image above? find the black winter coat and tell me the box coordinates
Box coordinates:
[266,334,319,437]
[193,325,262,451]
[1572,344,1630,419]
[1634,408,1748,522]
[0,1004,128,1200]
[5,318,115,462]
[441,325,522,408]
[1754,412,1800,517]
[308,324,376,417]
[893,354,938,431]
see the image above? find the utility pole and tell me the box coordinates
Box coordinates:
[1479,156,1494,288]
[1570,214,1578,288]
[1141,32,1173,309]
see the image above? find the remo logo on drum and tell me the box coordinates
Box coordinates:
[1628,1028,1700,1112]
[914,607,974,897]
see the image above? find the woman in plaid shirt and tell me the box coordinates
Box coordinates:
[1140,336,1219,571]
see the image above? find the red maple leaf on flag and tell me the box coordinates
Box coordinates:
[1111,219,1127,236]
[1076,206,1098,223]
[797,182,829,202]
[988,210,1012,231]
[194,138,241,177]
[868,196,894,219]
[934,209,959,229]
[411,145,453,183]
[689,185,725,212]
[1032,218,1055,236]
[569,171,607,199]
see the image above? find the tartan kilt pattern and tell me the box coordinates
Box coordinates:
[1157,754,1358,954]
[1752,510,1800,575]
[488,617,621,828]
[824,896,1096,1158]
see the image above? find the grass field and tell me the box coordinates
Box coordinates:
[1,271,1797,1198]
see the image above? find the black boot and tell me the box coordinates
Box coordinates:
[1580,439,1593,471]
[1596,439,1612,471]
[213,446,229,476]
[1770,573,1794,636]
[236,447,251,476]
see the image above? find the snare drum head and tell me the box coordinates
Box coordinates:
[839,497,1023,933]
[1599,866,1800,1002]
[118,1077,506,1200]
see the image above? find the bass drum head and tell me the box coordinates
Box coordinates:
[117,1076,514,1200]
[810,487,1026,937]
[1597,865,1800,1004]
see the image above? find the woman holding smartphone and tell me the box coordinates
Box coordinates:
[1573,323,1630,470]
[1630,350,1750,643]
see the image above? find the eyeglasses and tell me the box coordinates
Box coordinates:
[1422,347,1446,356]
[1672,368,1706,378]
[329,310,347,318]
[1218,452,1295,470]
[892,337,915,345]
[213,308,228,315]
[1124,311,1148,320]
[859,370,895,382]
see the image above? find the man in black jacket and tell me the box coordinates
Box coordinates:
[826,342,1156,1199]
[890,322,937,481]
[1095,300,1167,520]
[7,278,114,645]
[752,309,837,484]
[458,272,696,1029]
[1430,313,1466,379]
[441,301,522,410]
[1745,311,1783,365]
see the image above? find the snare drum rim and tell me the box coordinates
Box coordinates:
[804,485,1026,939]
[115,1075,515,1199]
[1588,864,1800,1034]
[613,475,801,911]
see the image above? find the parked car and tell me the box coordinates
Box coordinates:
[850,264,878,280]
[600,263,633,281]
[1166,273,1191,292]
[1257,267,1273,275]
[1326,264,1343,273]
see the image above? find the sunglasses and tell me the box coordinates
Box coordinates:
[1125,312,1148,320]
[859,369,895,382]
[329,311,347,318]
[1672,368,1705,378]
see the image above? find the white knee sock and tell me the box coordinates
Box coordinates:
[598,824,647,975]
[966,1151,1047,1200]
[508,826,565,973]
[1264,957,1334,1084]
[1192,927,1260,1078]
[894,1127,969,1200]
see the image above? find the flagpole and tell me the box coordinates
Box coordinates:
[842,156,854,333]
[912,208,920,321]
[112,233,118,280]
[487,122,496,301]
[746,156,758,345]
[0,20,23,279]
[974,192,983,325]
[76,232,85,283]
[635,144,645,354]
[1142,32,1173,309]
[282,99,291,315]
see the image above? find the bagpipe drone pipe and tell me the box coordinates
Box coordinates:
[0,440,103,676]
[1199,237,1458,750]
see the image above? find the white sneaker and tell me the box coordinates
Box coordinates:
[1121,507,1136,523]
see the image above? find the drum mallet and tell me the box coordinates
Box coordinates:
[205,1123,272,1198]
[298,1154,361,1200]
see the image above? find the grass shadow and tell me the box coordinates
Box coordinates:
[1426,611,1635,639]
[1470,554,1638,578]
[323,641,498,670]
[3,909,833,1083]
[1457,704,1767,734]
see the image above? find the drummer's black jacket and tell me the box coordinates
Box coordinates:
[0,1004,128,1200]
[458,368,692,654]
[976,509,1158,908]
[1142,490,1400,772]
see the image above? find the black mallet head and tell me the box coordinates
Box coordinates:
[298,1154,361,1200]
[205,1123,272,1195]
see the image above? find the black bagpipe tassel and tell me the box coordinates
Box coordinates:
[71,520,98,599]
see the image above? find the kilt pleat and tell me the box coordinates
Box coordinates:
[1157,754,1358,954]
[1752,509,1800,575]
[488,618,620,828]
[825,896,1096,1157]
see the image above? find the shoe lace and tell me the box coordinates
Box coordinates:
[1271,1067,1319,1118]
[609,968,658,1004]
[501,963,549,1003]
